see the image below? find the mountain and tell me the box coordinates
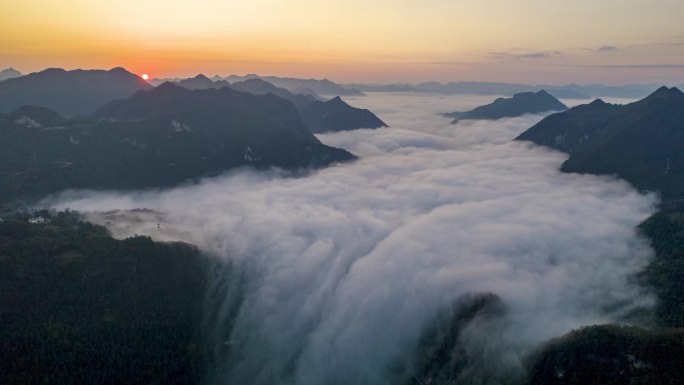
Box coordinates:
[228,78,386,133]
[218,74,364,96]
[0,83,354,203]
[0,210,210,385]
[444,90,568,123]
[176,74,229,90]
[515,86,684,384]
[228,78,320,106]
[170,76,386,133]
[346,81,670,99]
[0,67,152,116]
[516,86,684,200]
[0,68,22,82]
[299,96,388,133]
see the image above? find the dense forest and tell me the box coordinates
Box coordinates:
[0,210,214,384]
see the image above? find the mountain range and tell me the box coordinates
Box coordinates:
[517,86,684,201]
[0,83,354,203]
[444,90,568,123]
[166,75,387,133]
[0,68,152,116]
[347,81,667,99]
[151,73,364,96]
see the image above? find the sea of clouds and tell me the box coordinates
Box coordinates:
[47,92,656,385]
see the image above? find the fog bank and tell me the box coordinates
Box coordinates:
[48,92,657,384]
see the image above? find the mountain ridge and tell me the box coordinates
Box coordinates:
[444,90,568,123]
[0,67,152,116]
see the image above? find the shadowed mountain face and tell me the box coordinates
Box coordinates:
[228,78,321,107]
[516,86,684,200]
[0,83,354,203]
[173,76,387,133]
[299,96,388,133]
[227,79,386,132]
[444,90,568,123]
[0,68,152,116]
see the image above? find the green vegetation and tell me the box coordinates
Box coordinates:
[639,209,684,328]
[0,210,210,385]
[526,325,684,385]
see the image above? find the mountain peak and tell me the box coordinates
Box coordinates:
[445,90,567,123]
[153,81,187,93]
[647,86,684,98]
[108,67,130,74]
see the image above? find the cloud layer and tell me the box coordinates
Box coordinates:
[47,93,658,385]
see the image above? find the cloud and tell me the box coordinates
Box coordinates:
[489,50,561,60]
[556,63,684,69]
[597,45,619,52]
[45,93,658,385]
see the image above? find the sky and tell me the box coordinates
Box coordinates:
[1,0,684,84]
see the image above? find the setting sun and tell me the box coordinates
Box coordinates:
[141,73,149,80]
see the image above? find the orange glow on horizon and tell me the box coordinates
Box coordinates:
[1,0,683,84]
[141,73,149,80]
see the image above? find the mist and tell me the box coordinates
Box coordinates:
[46,92,657,385]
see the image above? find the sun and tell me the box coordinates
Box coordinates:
[141,73,149,80]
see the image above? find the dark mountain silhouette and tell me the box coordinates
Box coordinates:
[444,90,568,124]
[516,86,684,200]
[227,78,387,132]
[0,83,354,203]
[347,81,665,99]
[176,74,225,90]
[218,74,364,96]
[228,78,320,106]
[299,96,388,133]
[0,68,22,82]
[444,90,568,123]
[0,67,151,116]
[170,76,386,133]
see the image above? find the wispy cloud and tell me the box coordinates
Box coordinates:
[489,51,561,60]
[597,45,619,52]
[558,63,684,69]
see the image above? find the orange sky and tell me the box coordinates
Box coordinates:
[1,0,684,84]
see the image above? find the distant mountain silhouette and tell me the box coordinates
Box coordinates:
[444,90,568,123]
[0,83,354,202]
[228,78,320,106]
[516,86,684,200]
[0,67,151,116]
[170,75,386,133]
[299,96,388,133]
[227,78,386,132]
[0,68,22,82]
[218,74,364,96]
[175,74,233,90]
[347,81,665,99]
